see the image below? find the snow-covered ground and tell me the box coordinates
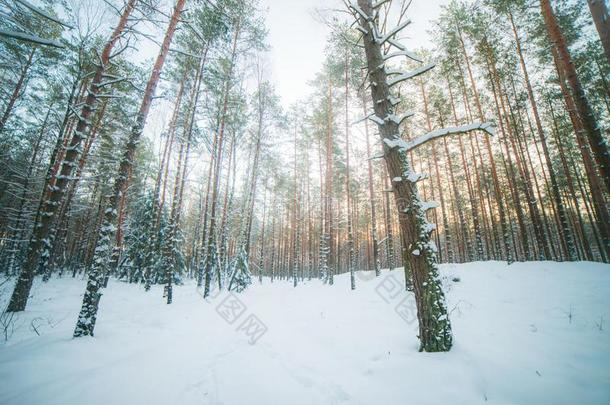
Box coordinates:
[0,261,609,404]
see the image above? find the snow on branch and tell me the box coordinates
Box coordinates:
[98,77,132,87]
[387,63,436,87]
[0,29,64,48]
[15,0,74,29]
[352,112,374,126]
[355,26,368,36]
[367,152,385,160]
[420,201,440,211]
[388,122,495,153]
[404,170,429,183]
[375,20,411,45]
[369,115,385,125]
[383,50,423,64]
[348,2,371,21]
[372,0,391,8]
[385,112,415,126]
[169,48,201,58]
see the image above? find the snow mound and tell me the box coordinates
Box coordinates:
[0,261,609,404]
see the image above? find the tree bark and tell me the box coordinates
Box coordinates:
[510,12,576,260]
[0,48,35,134]
[203,20,241,297]
[588,0,610,65]
[7,0,137,313]
[73,0,185,336]
[541,0,610,196]
[356,0,452,351]
[362,92,381,275]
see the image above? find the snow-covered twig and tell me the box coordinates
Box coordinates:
[375,20,411,45]
[0,29,63,48]
[372,0,391,8]
[15,0,74,29]
[383,49,422,63]
[352,112,374,125]
[387,63,435,87]
[348,1,371,21]
[385,122,496,153]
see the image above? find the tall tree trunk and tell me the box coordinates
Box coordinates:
[551,36,610,260]
[362,93,380,275]
[548,99,593,260]
[291,123,299,288]
[49,99,109,278]
[325,79,335,285]
[203,20,241,297]
[355,0,453,351]
[0,48,35,134]
[510,12,577,260]
[344,51,355,289]
[382,173,395,271]
[541,0,610,195]
[420,81,453,263]
[7,0,137,313]
[448,82,477,262]
[588,0,610,65]
[73,0,185,337]
[5,102,51,275]
[165,47,207,303]
[458,29,512,263]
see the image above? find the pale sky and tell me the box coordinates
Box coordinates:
[261,0,450,105]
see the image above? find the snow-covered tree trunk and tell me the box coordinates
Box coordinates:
[49,99,109,279]
[382,174,395,271]
[6,0,138,313]
[164,49,207,303]
[353,0,452,351]
[203,19,241,298]
[350,0,492,351]
[4,102,51,275]
[73,0,185,337]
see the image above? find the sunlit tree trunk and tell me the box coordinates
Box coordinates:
[541,0,610,196]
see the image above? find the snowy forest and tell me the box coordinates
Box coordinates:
[0,0,609,403]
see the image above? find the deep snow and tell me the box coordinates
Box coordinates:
[0,261,609,404]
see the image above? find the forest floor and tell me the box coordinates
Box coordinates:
[0,261,609,404]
